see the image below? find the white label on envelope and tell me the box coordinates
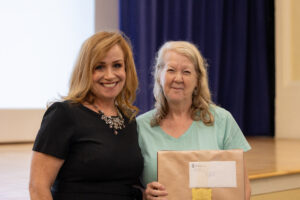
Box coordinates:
[189,161,237,188]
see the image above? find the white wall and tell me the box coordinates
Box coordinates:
[0,0,119,143]
[0,0,95,109]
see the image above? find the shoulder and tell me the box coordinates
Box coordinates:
[47,100,73,110]
[209,105,234,123]
[136,109,156,124]
[43,101,78,119]
[136,109,157,136]
[45,101,65,115]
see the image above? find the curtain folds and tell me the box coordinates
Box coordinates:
[119,0,274,136]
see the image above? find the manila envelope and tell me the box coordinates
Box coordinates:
[157,149,244,200]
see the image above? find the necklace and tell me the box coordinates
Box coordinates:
[92,104,125,135]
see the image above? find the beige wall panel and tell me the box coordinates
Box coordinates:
[0,109,45,143]
[291,0,300,80]
[276,0,300,138]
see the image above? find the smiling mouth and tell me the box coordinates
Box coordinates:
[101,82,118,88]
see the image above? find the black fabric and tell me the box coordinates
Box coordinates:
[33,101,144,200]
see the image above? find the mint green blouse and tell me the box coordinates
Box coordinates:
[137,106,251,187]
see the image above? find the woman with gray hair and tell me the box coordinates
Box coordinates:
[137,41,251,200]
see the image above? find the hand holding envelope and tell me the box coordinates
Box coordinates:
[157,149,245,200]
[144,181,168,200]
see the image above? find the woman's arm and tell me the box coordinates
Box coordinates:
[244,159,251,200]
[29,151,64,200]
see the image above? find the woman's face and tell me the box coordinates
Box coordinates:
[91,44,126,103]
[160,50,198,105]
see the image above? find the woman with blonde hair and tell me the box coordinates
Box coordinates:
[137,41,251,200]
[29,31,143,200]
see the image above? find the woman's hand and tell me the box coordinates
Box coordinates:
[144,181,168,200]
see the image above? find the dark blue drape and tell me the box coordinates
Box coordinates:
[119,0,274,136]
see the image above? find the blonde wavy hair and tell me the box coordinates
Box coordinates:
[64,31,139,120]
[151,41,214,126]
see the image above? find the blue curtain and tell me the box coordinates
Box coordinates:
[119,0,274,137]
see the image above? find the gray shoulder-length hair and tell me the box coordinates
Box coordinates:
[151,41,214,127]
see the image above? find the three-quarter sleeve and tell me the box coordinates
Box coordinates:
[33,102,74,159]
